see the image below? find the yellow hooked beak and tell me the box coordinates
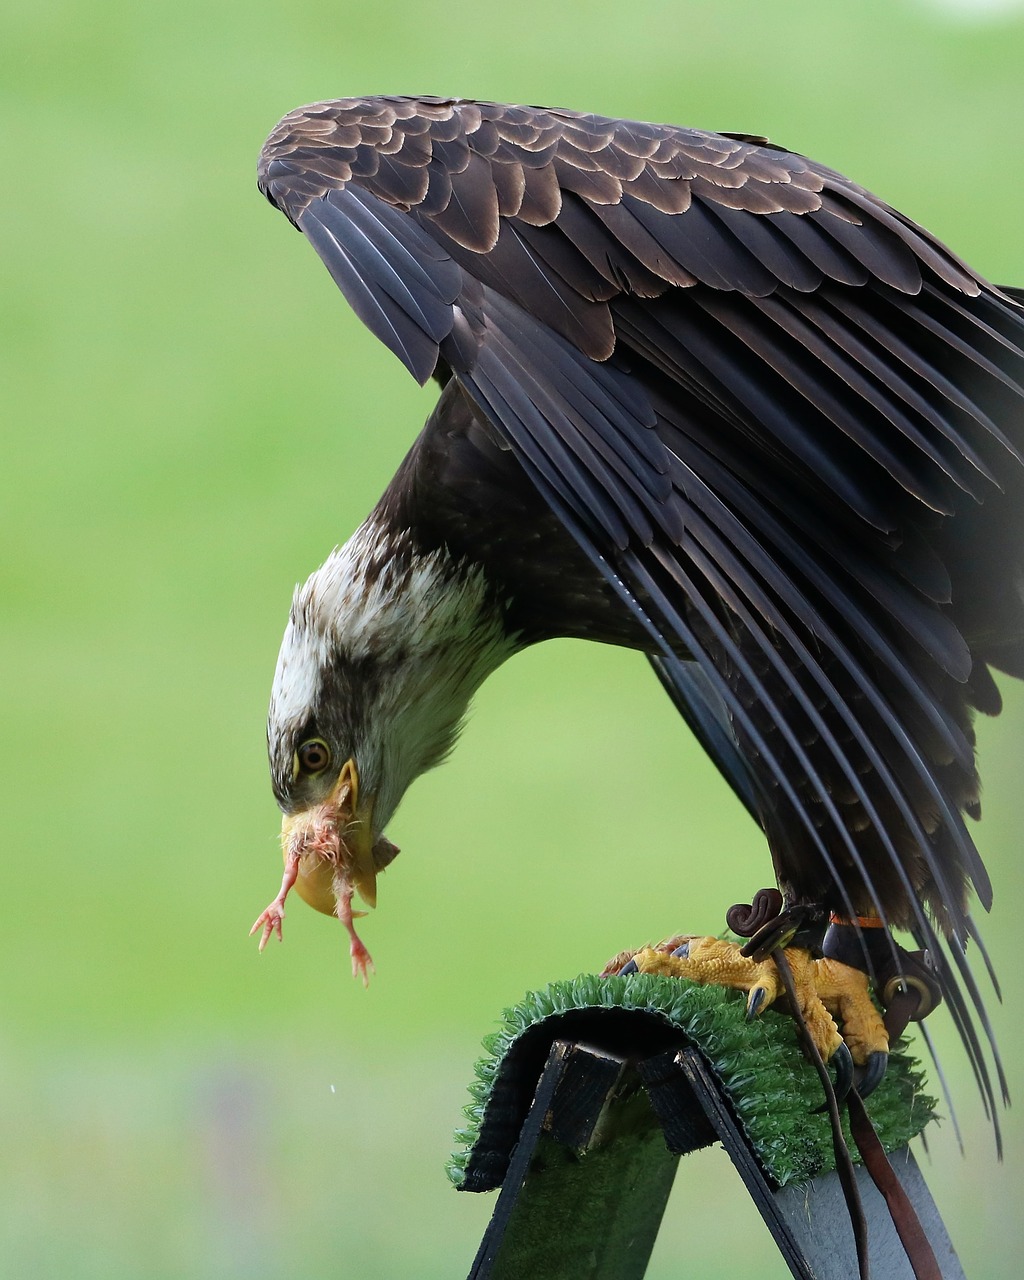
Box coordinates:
[280,758,378,916]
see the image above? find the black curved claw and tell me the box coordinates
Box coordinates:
[616,957,639,976]
[856,1050,889,1099]
[746,986,769,1020]
[830,1041,855,1102]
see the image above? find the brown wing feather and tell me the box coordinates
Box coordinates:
[259,96,982,369]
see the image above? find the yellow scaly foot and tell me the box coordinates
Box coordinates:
[607,934,889,1094]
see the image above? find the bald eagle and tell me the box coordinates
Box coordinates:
[252,97,1023,1122]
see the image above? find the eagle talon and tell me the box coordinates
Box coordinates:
[856,1049,889,1099]
[746,985,769,1020]
[810,1041,856,1109]
[828,1041,855,1103]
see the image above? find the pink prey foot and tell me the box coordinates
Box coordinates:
[250,853,299,952]
[335,878,375,987]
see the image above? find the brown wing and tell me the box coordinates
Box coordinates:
[258,97,1024,1128]
[259,97,980,364]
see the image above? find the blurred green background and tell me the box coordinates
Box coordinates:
[4,0,1024,1275]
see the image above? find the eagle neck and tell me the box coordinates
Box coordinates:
[306,512,520,830]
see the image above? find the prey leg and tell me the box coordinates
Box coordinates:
[334,876,375,987]
[249,851,300,951]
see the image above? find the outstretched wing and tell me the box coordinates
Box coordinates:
[259,96,1024,1129]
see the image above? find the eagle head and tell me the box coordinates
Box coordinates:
[262,515,517,955]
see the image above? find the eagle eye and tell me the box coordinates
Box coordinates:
[296,738,332,775]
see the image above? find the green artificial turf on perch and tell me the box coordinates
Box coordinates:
[449,972,935,1190]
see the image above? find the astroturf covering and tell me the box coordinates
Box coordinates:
[448,973,936,1189]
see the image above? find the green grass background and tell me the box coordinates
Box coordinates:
[4,0,1024,1275]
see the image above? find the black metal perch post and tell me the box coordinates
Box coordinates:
[455,996,964,1280]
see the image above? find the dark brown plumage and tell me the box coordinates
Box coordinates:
[258,97,1024,1124]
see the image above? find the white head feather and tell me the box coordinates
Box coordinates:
[268,515,519,830]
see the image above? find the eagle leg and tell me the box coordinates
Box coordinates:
[740,894,909,1097]
[820,918,944,1096]
[811,951,890,1094]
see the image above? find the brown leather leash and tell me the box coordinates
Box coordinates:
[848,1090,943,1280]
